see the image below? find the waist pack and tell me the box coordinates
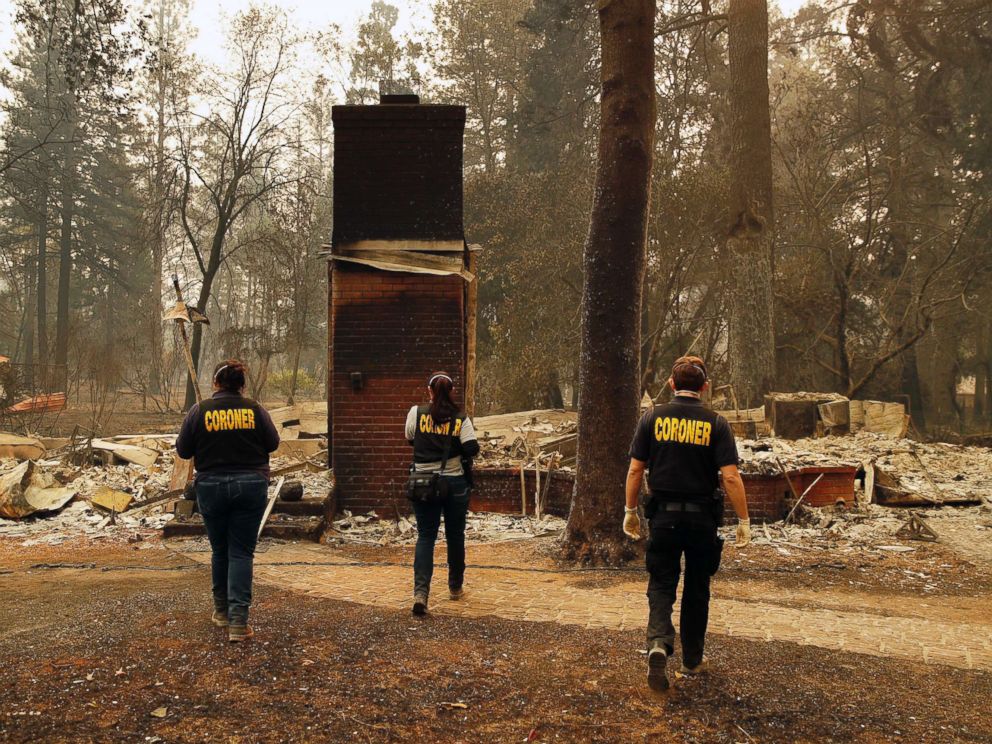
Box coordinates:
[406,418,456,503]
[406,471,452,503]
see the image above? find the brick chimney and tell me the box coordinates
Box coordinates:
[327,95,472,515]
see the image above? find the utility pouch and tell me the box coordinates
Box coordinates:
[406,419,456,503]
[708,535,724,576]
[643,491,659,520]
[406,471,440,503]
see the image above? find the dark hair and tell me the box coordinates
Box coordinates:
[428,371,458,423]
[213,359,247,394]
[671,355,708,392]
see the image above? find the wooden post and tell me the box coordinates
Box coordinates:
[519,461,527,516]
[171,275,201,404]
[258,476,286,539]
[465,245,480,418]
[168,275,199,492]
[535,453,542,520]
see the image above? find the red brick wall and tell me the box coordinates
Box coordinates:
[330,262,465,514]
[791,466,857,507]
[470,467,574,517]
[729,474,790,523]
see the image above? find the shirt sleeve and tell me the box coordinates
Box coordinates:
[459,416,480,458]
[175,404,199,460]
[712,415,739,467]
[404,406,418,443]
[628,411,653,462]
[257,406,281,453]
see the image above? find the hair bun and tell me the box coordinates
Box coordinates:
[213,359,247,393]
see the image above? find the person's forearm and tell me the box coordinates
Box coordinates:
[724,476,749,520]
[625,469,643,510]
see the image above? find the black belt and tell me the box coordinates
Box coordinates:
[662,502,704,513]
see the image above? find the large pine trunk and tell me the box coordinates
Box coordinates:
[23,253,36,389]
[53,2,81,377]
[726,0,776,406]
[148,0,169,397]
[35,184,48,385]
[564,0,655,564]
[54,132,74,373]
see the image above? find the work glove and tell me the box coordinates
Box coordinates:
[736,518,751,547]
[623,507,641,540]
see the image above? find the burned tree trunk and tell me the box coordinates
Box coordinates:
[726,0,775,406]
[564,0,655,563]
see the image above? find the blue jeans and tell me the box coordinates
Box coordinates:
[196,473,269,625]
[411,476,470,598]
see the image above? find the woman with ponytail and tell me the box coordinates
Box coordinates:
[176,359,280,642]
[404,371,480,615]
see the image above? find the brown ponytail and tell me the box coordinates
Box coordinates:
[428,371,458,423]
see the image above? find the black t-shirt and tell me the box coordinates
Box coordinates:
[629,397,738,506]
[176,394,279,479]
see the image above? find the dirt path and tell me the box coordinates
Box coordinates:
[3,538,992,743]
[175,539,992,672]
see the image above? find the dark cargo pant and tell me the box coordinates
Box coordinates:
[646,521,718,668]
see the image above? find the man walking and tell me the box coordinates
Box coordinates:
[623,355,751,691]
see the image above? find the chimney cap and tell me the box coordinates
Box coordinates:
[379,93,420,105]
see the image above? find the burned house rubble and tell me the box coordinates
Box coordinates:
[2,388,990,561]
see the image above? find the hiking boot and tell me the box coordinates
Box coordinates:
[681,657,709,675]
[647,645,669,692]
[211,610,229,628]
[449,586,464,600]
[229,625,254,643]
[412,593,428,616]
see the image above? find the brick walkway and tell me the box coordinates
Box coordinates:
[176,541,992,672]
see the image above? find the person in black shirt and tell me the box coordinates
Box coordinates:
[404,371,480,616]
[624,355,750,691]
[175,359,280,642]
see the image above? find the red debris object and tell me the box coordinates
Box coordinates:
[5,392,67,414]
[791,466,858,508]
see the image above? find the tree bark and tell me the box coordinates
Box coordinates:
[54,126,74,373]
[35,182,48,384]
[23,254,36,390]
[184,226,226,408]
[977,316,991,428]
[53,0,81,376]
[901,346,927,429]
[564,0,655,564]
[148,0,171,396]
[986,317,992,429]
[725,0,776,406]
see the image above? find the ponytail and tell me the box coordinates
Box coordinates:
[428,371,458,423]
